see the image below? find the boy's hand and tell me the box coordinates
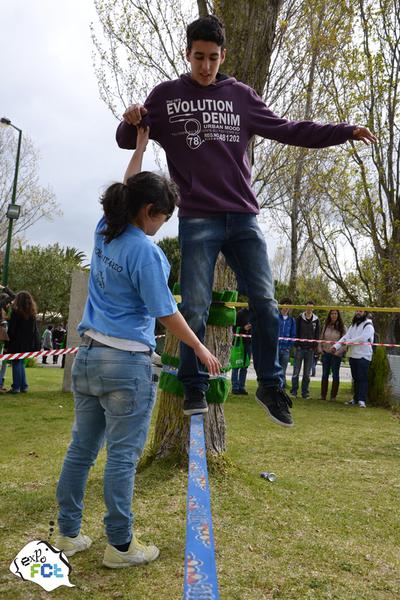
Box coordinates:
[194,342,221,376]
[123,104,148,126]
[136,126,149,151]
[353,126,377,145]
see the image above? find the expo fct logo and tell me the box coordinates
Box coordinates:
[10,540,74,592]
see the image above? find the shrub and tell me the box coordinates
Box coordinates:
[368,347,391,407]
[24,357,37,369]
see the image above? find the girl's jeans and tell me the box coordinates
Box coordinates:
[56,343,156,546]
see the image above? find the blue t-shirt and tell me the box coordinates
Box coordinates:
[78,217,177,350]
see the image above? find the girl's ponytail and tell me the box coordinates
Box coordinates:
[100,171,179,243]
[101,183,132,243]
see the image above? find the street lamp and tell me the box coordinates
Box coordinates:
[1,117,22,285]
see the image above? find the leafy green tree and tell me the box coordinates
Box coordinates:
[7,244,87,323]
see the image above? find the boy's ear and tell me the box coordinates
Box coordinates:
[185,47,191,61]
[220,48,226,64]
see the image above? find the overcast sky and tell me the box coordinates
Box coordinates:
[0,0,278,264]
[0,0,180,260]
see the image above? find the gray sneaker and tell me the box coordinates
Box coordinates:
[54,533,92,557]
[103,536,159,569]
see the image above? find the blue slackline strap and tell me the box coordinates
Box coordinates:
[183,414,219,600]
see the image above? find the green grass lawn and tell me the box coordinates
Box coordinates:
[0,368,399,599]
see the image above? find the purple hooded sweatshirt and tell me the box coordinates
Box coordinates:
[116,74,356,217]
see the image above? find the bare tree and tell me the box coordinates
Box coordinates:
[301,0,400,340]
[0,129,60,251]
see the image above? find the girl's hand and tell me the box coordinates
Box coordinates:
[136,126,149,151]
[194,343,221,376]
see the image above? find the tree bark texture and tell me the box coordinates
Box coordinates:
[215,0,283,95]
[151,256,236,459]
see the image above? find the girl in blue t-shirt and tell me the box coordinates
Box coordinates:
[56,126,220,570]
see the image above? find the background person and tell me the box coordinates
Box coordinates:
[41,324,53,364]
[55,126,220,570]
[4,291,40,394]
[278,297,296,389]
[52,325,66,365]
[116,14,375,427]
[231,307,252,395]
[0,286,16,392]
[332,309,374,408]
[290,301,320,399]
[318,309,346,401]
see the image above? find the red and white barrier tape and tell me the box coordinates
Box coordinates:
[0,334,167,361]
[233,333,400,348]
[0,348,79,361]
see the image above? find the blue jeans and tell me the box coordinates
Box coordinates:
[0,359,8,387]
[278,348,291,388]
[321,352,342,382]
[291,347,314,397]
[178,214,282,391]
[231,367,248,391]
[56,343,156,546]
[11,359,28,392]
[349,357,370,404]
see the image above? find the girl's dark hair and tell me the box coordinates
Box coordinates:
[186,15,225,51]
[100,171,179,243]
[324,309,345,336]
[12,291,37,319]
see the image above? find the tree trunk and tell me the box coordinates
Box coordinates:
[288,7,323,298]
[151,256,236,459]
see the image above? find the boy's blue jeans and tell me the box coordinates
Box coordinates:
[178,214,283,391]
[56,344,156,546]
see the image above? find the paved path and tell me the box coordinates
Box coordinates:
[246,361,352,381]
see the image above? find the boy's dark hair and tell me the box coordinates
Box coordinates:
[280,297,292,305]
[101,171,179,243]
[306,300,315,305]
[186,15,225,51]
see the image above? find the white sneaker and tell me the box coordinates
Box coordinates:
[103,536,160,569]
[359,401,366,408]
[54,532,92,557]
[345,399,357,406]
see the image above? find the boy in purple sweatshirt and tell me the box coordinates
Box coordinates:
[116,15,376,426]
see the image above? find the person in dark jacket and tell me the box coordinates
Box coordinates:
[290,301,320,399]
[231,307,252,395]
[116,15,376,428]
[0,286,16,392]
[278,297,296,389]
[4,291,40,393]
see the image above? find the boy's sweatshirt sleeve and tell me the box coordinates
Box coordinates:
[247,87,356,148]
[116,85,163,150]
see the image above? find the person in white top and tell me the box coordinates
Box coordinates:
[332,310,375,408]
